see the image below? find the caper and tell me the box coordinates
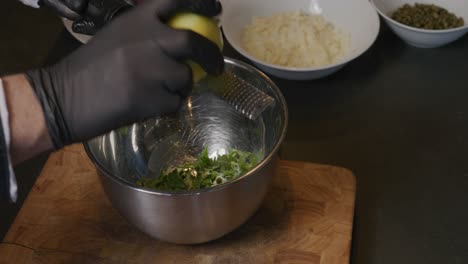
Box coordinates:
[391,3,464,30]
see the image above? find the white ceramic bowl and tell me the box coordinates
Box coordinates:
[220,0,380,80]
[372,0,468,48]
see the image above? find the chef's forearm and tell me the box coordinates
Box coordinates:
[2,74,53,164]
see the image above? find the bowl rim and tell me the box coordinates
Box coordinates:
[221,3,381,72]
[83,57,289,197]
[371,0,468,34]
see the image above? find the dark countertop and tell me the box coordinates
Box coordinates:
[2,2,468,263]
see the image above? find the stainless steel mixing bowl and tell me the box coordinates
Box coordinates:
[84,58,288,244]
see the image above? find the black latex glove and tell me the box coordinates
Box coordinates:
[40,0,134,35]
[39,0,87,20]
[26,0,224,149]
[72,0,135,35]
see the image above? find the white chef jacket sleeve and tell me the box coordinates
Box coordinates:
[18,0,40,8]
[0,78,18,203]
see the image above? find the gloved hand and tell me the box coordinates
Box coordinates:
[39,0,87,20]
[72,0,135,35]
[26,0,224,149]
[40,0,134,35]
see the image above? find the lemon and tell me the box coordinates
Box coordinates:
[168,12,223,82]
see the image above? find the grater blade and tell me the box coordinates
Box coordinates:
[196,72,276,120]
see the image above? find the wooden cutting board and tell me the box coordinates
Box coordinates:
[0,144,356,264]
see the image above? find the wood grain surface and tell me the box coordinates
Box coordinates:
[0,144,356,264]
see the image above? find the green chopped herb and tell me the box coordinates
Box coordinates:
[136,147,262,191]
[118,126,129,136]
